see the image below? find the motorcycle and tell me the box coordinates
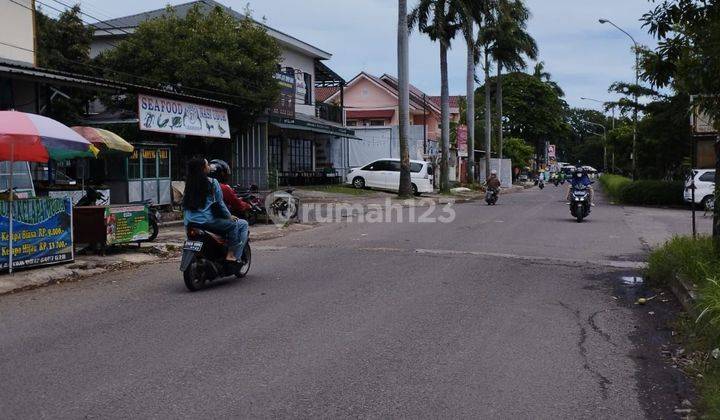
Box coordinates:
[485,188,498,205]
[77,187,160,242]
[180,225,251,291]
[233,184,266,225]
[569,184,591,223]
[538,178,545,189]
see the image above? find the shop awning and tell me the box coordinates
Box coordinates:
[346,109,395,119]
[270,114,360,139]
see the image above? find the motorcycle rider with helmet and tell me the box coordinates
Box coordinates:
[208,159,252,217]
[566,166,594,206]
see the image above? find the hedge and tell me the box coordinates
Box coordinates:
[598,175,684,206]
[598,174,632,202]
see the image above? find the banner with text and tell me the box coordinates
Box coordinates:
[0,197,73,271]
[457,125,468,157]
[138,94,230,139]
[105,205,149,245]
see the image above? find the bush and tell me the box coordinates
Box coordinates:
[599,175,684,206]
[617,180,685,206]
[598,174,632,201]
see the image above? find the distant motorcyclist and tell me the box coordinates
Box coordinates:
[567,166,594,206]
[486,170,501,191]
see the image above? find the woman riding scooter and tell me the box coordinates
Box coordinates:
[183,157,249,264]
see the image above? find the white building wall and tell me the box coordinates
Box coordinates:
[349,125,425,167]
[1,0,35,65]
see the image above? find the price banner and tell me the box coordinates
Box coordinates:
[0,197,73,270]
[104,205,149,245]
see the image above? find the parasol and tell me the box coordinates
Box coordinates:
[71,126,134,154]
[0,111,96,273]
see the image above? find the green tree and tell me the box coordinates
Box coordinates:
[532,61,564,97]
[35,5,94,123]
[100,4,281,129]
[486,0,537,177]
[410,0,462,192]
[503,137,534,174]
[641,0,720,243]
[476,71,569,164]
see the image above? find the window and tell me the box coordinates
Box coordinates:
[303,72,312,105]
[369,120,385,126]
[700,171,716,182]
[269,137,283,170]
[387,161,401,172]
[142,149,157,178]
[158,148,170,178]
[128,150,141,179]
[362,160,388,171]
[0,162,33,191]
[410,162,424,173]
[346,120,357,127]
[289,138,313,171]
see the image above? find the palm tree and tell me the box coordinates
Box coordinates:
[410,0,462,193]
[398,0,412,197]
[457,1,489,185]
[533,61,564,97]
[489,0,537,178]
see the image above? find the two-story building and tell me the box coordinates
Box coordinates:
[90,0,354,188]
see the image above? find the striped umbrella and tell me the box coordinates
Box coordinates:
[0,111,97,162]
[0,111,96,273]
[71,126,134,154]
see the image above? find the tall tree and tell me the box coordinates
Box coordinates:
[398,0,412,197]
[642,0,720,246]
[532,61,564,97]
[100,4,281,129]
[410,0,462,192]
[487,0,537,179]
[35,6,94,123]
[458,0,488,184]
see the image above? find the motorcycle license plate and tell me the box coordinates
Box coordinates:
[183,241,203,252]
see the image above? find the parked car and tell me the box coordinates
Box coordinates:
[346,158,434,196]
[684,169,716,208]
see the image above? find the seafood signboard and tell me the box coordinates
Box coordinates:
[137,94,230,139]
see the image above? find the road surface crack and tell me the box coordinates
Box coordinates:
[588,309,617,347]
[558,301,612,399]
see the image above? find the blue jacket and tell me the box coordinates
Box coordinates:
[183,178,231,226]
[570,173,592,188]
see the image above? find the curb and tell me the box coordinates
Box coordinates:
[668,274,698,313]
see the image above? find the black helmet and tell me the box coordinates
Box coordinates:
[209,159,231,182]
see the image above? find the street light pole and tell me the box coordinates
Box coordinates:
[599,18,639,179]
[580,96,615,129]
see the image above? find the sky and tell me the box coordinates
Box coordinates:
[65,0,658,112]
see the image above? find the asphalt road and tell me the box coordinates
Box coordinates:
[0,186,692,418]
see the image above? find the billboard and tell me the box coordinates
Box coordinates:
[0,197,73,271]
[270,71,296,118]
[105,205,149,245]
[138,94,230,139]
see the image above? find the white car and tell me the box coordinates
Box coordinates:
[347,158,434,196]
[684,169,715,207]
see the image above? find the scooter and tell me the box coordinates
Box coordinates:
[485,188,498,205]
[180,225,251,291]
[569,184,591,222]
